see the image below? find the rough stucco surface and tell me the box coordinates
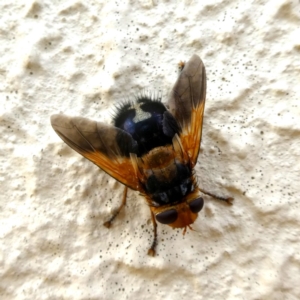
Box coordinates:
[1,0,300,299]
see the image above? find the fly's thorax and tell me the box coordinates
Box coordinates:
[143,146,176,170]
[131,144,193,204]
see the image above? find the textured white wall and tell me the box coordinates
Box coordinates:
[1,0,300,299]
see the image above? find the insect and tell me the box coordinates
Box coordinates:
[51,54,233,256]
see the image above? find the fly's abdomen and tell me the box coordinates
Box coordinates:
[113,97,180,156]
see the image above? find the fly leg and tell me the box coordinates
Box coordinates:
[103,186,128,228]
[200,188,234,204]
[147,211,158,257]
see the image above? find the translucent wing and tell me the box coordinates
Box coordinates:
[50,114,141,191]
[168,54,206,167]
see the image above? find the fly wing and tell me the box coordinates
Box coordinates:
[168,54,206,167]
[50,114,141,191]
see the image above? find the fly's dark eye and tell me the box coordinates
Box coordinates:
[189,197,204,213]
[156,209,178,224]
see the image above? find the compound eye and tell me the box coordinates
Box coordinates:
[189,197,204,213]
[155,209,178,224]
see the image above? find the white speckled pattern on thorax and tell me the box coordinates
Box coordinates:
[131,103,151,123]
